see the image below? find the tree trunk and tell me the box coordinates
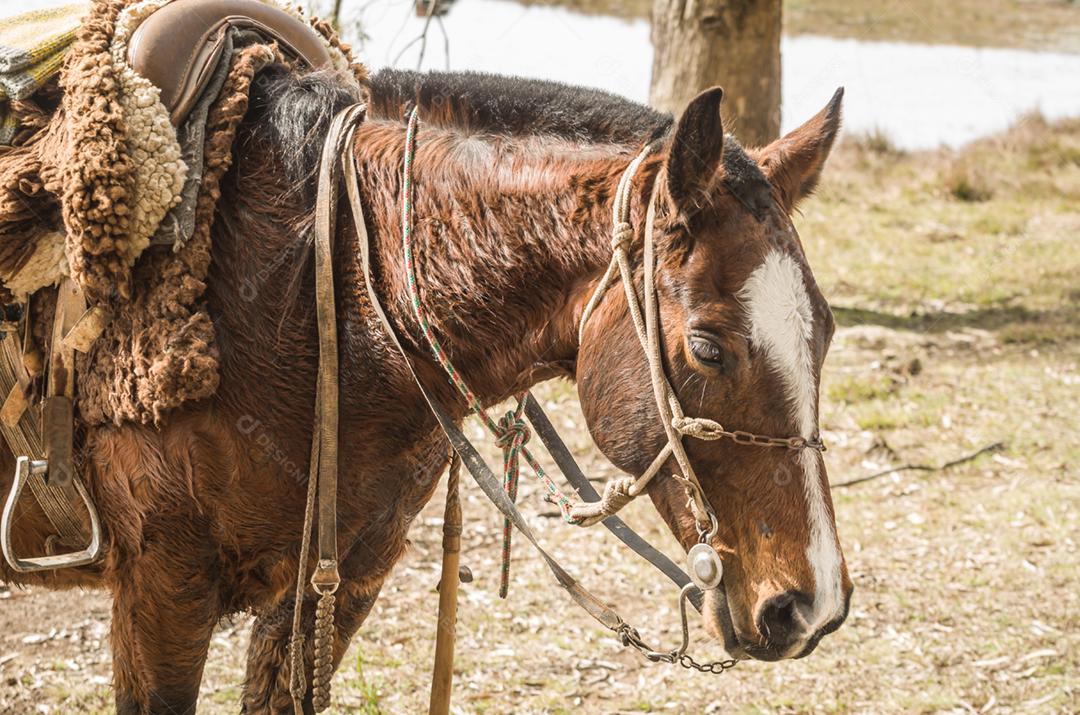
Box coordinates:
[650,0,782,147]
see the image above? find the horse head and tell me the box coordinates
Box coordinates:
[576,87,852,661]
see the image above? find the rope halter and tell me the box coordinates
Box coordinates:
[395,111,825,593]
[577,143,826,538]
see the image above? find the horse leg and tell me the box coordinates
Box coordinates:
[110,542,221,715]
[241,577,381,714]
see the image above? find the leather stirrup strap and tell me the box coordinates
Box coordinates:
[42,278,84,488]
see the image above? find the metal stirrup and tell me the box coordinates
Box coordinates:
[1,457,102,573]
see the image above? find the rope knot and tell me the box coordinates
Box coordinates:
[672,416,724,441]
[495,413,531,449]
[569,476,636,527]
[611,222,634,251]
[496,405,530,599]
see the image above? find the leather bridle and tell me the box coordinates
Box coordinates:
[294,104,828,694]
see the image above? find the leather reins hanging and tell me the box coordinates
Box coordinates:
[289,102,368,715]
[299,99,832,703]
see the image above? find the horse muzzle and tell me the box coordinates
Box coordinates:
[703,583,852,662]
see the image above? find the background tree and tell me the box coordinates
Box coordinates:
[650,0,782,146]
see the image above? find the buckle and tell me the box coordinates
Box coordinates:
[310,558,340,595]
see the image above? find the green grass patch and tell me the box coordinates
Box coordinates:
[350,652,385,715]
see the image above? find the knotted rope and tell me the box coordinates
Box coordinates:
[578,143,656,345]
[496,401,530,597]
[569,477,636,527]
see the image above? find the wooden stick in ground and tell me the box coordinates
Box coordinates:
[429,453,462,715]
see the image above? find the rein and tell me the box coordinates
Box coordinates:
[376,107,747,660]
[398,107,587,597]
[327,104,731,670]
[297,102,829,708]
[288,102,369,715]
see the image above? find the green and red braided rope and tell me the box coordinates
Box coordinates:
[399,108,583,598]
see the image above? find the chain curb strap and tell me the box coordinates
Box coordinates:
[616,584,739,674]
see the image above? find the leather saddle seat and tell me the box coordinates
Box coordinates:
[127,0,332,126]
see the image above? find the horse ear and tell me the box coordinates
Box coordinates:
[666,87,725,209]
[756,87,844,212]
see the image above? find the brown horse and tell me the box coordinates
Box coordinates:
[1,66,852,713]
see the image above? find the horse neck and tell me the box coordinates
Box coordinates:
[348,120,656,409]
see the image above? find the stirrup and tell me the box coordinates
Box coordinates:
[1,457,101,573]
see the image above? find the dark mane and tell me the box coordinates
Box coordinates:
[247,66,770,220]
[245,66,363,201]
[365,69,770,216]
[368,68,673,145]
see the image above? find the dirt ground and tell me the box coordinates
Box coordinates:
[2,99,1079,715]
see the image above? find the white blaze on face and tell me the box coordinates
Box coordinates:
[738,249,843,637]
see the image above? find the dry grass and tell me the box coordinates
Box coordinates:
[785,0,1080,53]
[2,117,1079,715]
[522,0,1080,52]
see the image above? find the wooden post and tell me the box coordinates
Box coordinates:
[428,454,462,715]
[650,0,783,146]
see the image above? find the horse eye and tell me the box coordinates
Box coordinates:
[689,336,730,371]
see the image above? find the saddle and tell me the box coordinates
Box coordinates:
[127,0,332,126]
[1,0,357,574]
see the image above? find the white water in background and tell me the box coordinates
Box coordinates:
[7,0,1080,149]
[356,0,1080,149]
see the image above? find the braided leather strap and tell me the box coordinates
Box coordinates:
[311,590,336,712]
[288,632,307,711]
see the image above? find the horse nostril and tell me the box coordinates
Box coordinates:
[757,590,809,651]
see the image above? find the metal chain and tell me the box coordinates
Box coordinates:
[612,584,741,676]
[676,653,740,674]
[616,623,740,675]
[725,429,826,451]
[672,416,826,452]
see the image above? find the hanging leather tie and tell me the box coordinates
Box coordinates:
[288,101,368,715]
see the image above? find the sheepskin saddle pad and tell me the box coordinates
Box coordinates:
[0,0,365,426]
